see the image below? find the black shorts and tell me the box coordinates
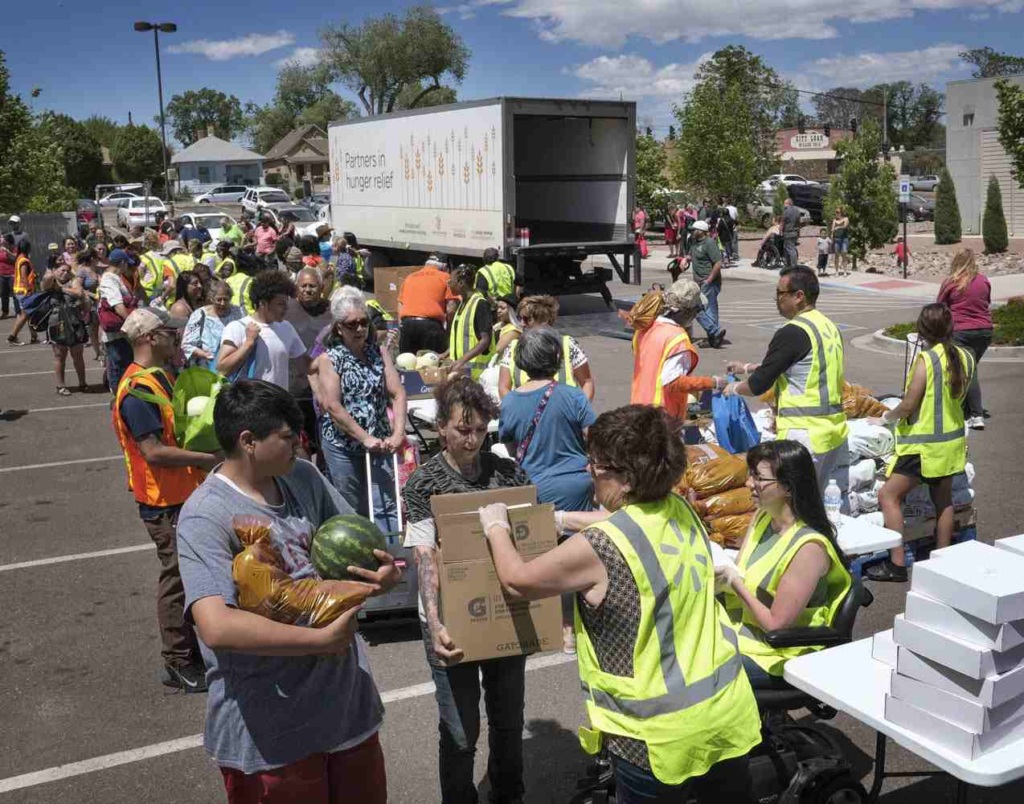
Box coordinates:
[891,454,953,486]
[399,317,447,354]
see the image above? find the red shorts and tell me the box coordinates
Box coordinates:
[220,733,386,804]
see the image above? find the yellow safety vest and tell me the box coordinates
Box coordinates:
[367,298,395,322]
[479,261,515,299]
[721,511,851,676]
[138,252,165,299]
[576,496,761,785]
[508,334,576,388]
[225,272,254,315]
[774,308,849,454]
[215,256,237,279]
[891,343,975,478]
[449,292,491,379]
[162,253,194,303]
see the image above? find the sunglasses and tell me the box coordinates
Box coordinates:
[340,319,370,331]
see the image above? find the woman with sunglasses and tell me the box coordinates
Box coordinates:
[477,405,760,803]
[717,440,851,689]
[311,288,406,526]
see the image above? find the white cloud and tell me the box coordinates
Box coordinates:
[571,54,710,100]
[805,43,970,88]
[274,47,322,68]
[477,0,1018,46]
[167,31,295,61]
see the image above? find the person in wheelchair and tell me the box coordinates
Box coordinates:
[478,405,761,803]
[717,440,852,690]
[752,218,783,268]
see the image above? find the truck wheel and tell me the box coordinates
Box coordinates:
[761,212,771,229]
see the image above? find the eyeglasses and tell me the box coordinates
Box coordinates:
[775,289,798,298]
[748,470,778,486]
[340,319,370,331]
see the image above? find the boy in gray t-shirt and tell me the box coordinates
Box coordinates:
[177,379,401,799]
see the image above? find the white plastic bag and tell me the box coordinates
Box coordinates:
[848,458,878,491]
[847,419,895,460]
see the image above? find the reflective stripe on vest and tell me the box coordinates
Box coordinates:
[367,298,395,322]
[509,335,575,388]
[13,255,35,294]
[139,253,164,296]
[630,321,698,419]
[449,292,490,378]
[480,262,514,298]
[226,272,253,315]
[897,347,975,444]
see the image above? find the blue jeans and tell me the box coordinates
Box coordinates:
[105,337,134,392]
[612,752,754,803]
[696,281,721,338]
[320,439,399,533]
[422,624,527,804]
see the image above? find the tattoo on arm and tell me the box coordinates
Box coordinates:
[415,546,441,629]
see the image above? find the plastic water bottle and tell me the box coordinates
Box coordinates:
[824,479,842,528]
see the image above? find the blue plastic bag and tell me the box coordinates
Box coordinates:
[711,380,761,454]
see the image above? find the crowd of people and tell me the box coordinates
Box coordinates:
[0,199,997,803]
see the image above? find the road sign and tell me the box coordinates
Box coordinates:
[899,174,911,204]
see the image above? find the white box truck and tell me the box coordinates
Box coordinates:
[327,97,639,304]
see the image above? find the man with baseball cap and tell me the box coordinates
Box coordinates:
[99,247,145,390]
[112,306,219,693]
[8,215,29,250]
[681,219,727,348]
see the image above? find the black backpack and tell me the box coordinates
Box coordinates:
[46,292,89,347]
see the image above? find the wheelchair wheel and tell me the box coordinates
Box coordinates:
[813,775,868,804]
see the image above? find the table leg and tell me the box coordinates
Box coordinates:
[955,780,969,804]
[867,731,887,803]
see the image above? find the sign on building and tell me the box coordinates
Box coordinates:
[789,132,828,150]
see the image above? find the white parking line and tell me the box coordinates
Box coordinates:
[0,652,576,793]
[0,544,154,573]
[0,346,54,356]
[0,456,121,474]
[0,367,104,379]
[25,402,110,414]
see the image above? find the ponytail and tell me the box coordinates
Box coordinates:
[943,341,967,401]
[917,302,967,400]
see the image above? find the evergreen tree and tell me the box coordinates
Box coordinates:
[933,167,962,245]
[983,174,1009,254]
[772,182,789,218]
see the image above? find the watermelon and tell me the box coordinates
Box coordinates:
[312,514,387,580]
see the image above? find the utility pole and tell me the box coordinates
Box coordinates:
[882,86,890,162]
[134,21,177,213]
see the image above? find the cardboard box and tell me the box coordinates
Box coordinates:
[995,535,1024,559]
[896,647,1024,709]
[372,265,425,317]
[910,541,1024,624]
[399,361,457,399]
[431,487,562,663]
[890,670,1024,734]
[905,591,1024,653]
[892,614,1024,680]
[872,629,898,668]
[884,694,1024,759]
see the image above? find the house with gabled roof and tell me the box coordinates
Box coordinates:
[263,124,330,192]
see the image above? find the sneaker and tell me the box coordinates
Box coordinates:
[864,559,908,583]
[967,416,985,431]
[162,662,209,693]
[711,329,727,348]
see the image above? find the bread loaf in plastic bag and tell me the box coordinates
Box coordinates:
[693,487,756,519]
[231,515,372,627]
[680,454,748,499]
[706,512,755,547]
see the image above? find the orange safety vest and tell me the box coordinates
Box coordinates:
[112,364,203,507]
[631,320,699,419]
[14,255,36,295]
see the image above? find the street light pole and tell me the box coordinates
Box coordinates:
[134,22,177,214]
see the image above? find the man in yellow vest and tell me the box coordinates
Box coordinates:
[725,266,850,500]
[160,240,194,304]
[215,241,254,315]
[138,231,166,302]
[446,264,493,380]
[475,247,517,301]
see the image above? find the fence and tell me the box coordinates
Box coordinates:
[0,212,76,251]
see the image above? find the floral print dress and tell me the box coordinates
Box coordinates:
[319,341,390,454]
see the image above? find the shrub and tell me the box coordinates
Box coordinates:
[933,167,961,245]
[885,304,1024,346]
[772,182,788,218]
[983,174,1009,254]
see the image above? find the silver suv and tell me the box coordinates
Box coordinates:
[241,186,292,216]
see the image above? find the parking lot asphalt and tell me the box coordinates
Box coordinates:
[1,270,1023,803]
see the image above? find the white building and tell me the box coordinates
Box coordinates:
[946,76,1024,236]
[170,132,265,195]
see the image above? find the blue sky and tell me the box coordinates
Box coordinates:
[5,0,1020,146]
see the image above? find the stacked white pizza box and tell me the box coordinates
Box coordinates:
[872,536,1024,760]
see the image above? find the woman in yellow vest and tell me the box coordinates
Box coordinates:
[478,405,761,802]
[717,440,851,688]
[865,303,975,582]
[491,294,522,361]
[445,264,493,380]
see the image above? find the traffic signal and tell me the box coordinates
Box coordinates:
[850,117,858,134]
[823,123,831,138]
[798,116,806,134]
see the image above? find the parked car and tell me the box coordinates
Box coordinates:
[749,201,811,229]
[241,186,292,216]
[900,193,935,222]
[911,175,940,192]
[75,198,102,227]
[760,174,818,193]
[194,184,248,204]
[179,211,236,244]
[261,204,320,237]
[117,197,166,229]
[787,183,829,224]
[302,192,331,215]
[98,191,141,208]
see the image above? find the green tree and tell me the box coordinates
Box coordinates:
[164,88,245,145]
[37,113,105,196]
[671,80,759,204]
[813,87,864,130]
[772,182,789,218]
[80,115,120,148]
[110,124,165,187]
[861,82,944,151]
[824,119,897,267]
[635,133,667,210]
[983,174,1009,254]
[961,47,1024,78]
[933,167,962,245]
[320,5,469,115]
[994,78,1024,188]
[394,80,457,110]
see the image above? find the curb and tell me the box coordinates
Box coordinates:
[871,329,1024,358]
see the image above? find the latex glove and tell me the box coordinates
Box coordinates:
[715,563,744,593]
[478,503,511,536]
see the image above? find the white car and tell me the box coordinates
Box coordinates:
[116,197,166,229]
[99,191,142,208]
[262,204,321,237]
[760,174,818,192]
[194,184,248,204]
[911,175,940,192]
[179,211,236,244]
[241,186,292,216]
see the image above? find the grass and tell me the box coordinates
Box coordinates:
[883,300,1024,346]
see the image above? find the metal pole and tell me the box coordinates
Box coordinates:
[153,28,173,214]
[902,202,908,280]
[882,87,888,156]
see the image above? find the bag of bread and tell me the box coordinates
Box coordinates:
[693,487,756,519]
[682,454,748,499]
[685,443,729,467]
[842,382,889,419]
[231,515,373,628]
[706,512,755,548]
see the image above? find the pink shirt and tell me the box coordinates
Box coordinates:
[254,225,278,255]
[937,274,992,332]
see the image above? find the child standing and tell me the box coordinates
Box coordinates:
[893,236,911,273]
[816,228,832,277]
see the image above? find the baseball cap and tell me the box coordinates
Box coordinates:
[122,307,187,343]
[691,220,709,232]
[9,215,20,224]
[48,242,59,251]
[663,278,703,311]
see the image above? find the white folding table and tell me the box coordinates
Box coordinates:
[785,636,1024,802]
[836,515,902,557]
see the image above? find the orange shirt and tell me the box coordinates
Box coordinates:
[398,266,456,322]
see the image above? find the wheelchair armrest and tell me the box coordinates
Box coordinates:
[763,626,845,649]
[861,587,875,608]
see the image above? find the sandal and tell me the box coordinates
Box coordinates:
[864,559,908,583]
[56,386,71,396]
